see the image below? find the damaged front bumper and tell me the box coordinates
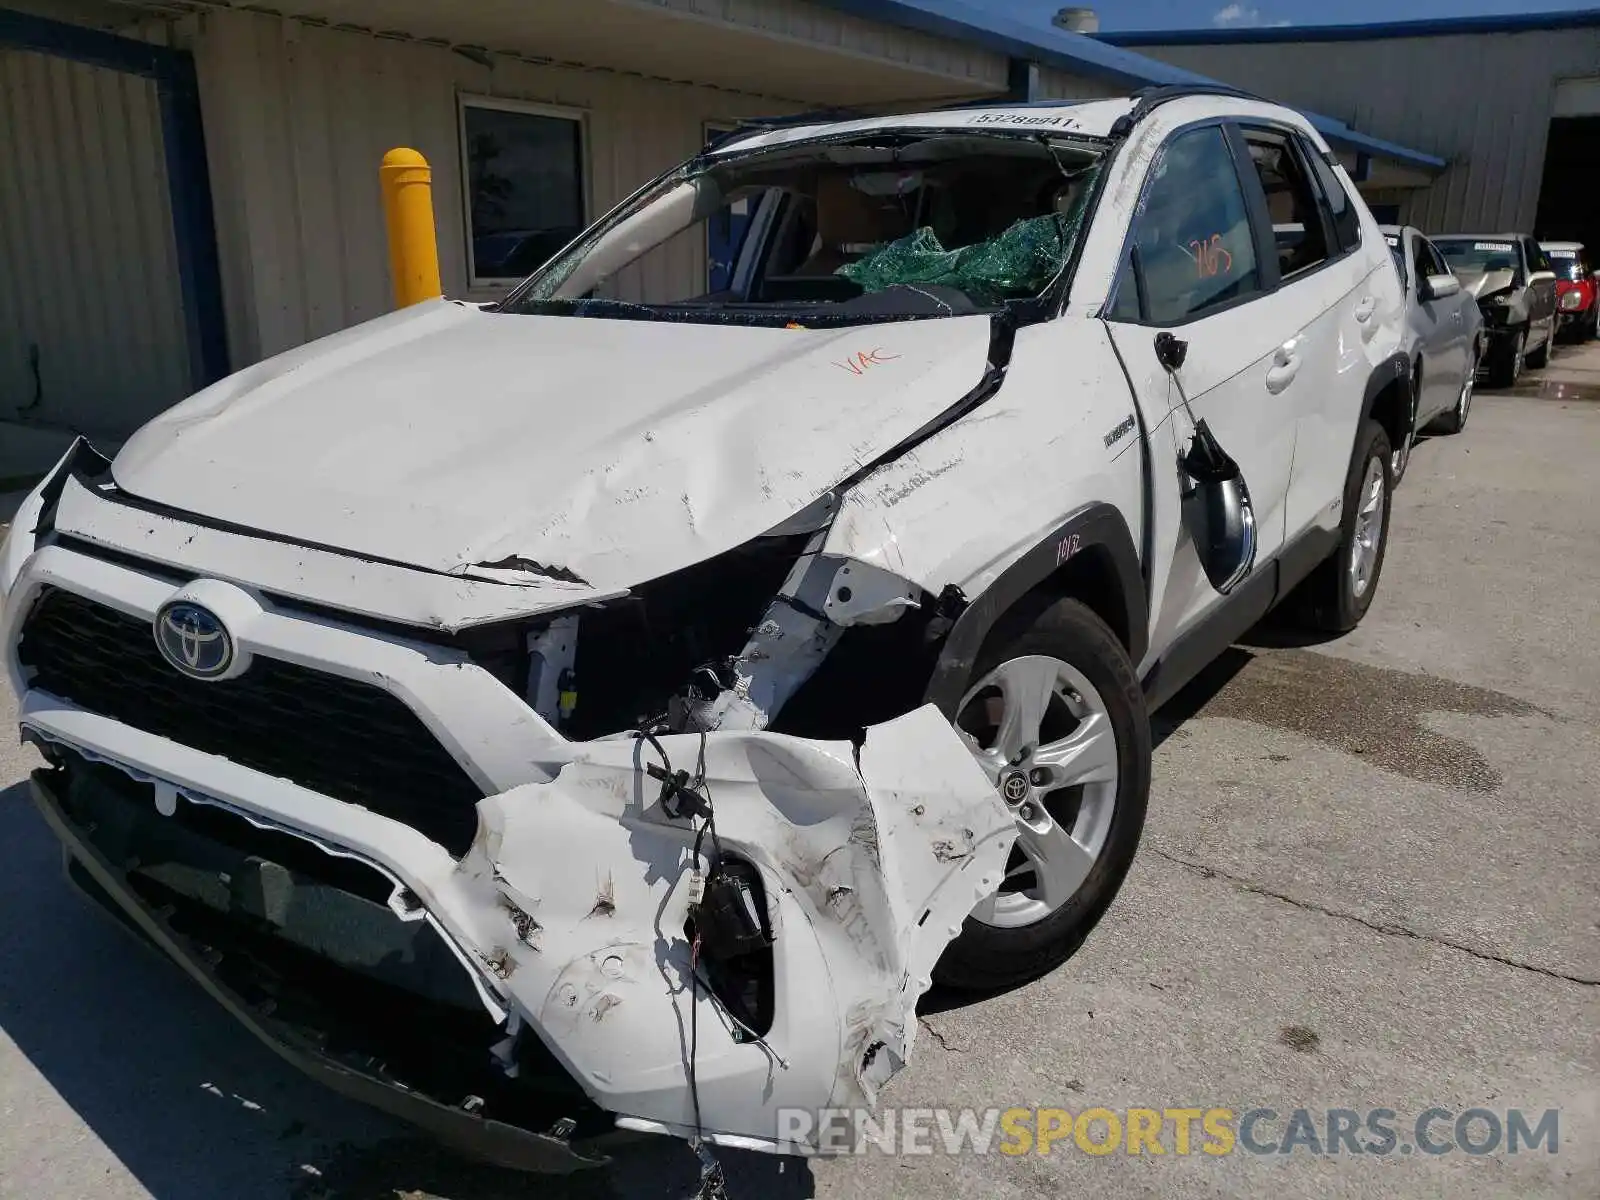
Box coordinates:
[27,764,617,1172]
[21,708,1011,1163]
[4,453,1016,1164]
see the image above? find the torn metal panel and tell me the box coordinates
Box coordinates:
[108,302,996,594]
[47,472,623,632]
[447,704,1015,1148]
[825,320,1146,600]
[677,541,843,733]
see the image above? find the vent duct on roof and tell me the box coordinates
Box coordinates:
[1053,8,1100,34]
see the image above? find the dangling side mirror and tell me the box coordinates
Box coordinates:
[1179,419,1258,595]
[1155,324,1257,596]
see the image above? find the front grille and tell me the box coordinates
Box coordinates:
[17,588,485,855]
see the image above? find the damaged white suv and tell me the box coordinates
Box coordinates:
[1,86,1406,1169]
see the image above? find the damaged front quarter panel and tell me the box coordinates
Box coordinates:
[448,704,1013,1153]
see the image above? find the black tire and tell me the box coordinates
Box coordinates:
[933,597,1150,991]
[1524,325,1550,368]
[1390,359,1420,486]
[1486,328,1525,388]
[1290,419,1393,634]
[1428,346,1477,435]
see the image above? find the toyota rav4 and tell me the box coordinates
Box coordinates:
[0,86,1408,1169]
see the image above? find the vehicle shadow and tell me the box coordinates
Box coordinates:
[0,779,816,1199]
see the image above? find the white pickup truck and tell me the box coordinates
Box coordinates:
[1,86,1408,1168]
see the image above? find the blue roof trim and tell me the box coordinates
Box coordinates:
[0,4,182,75]
[1302,114,1447,171]
[806,0,1445,172]
[803,0,1212,90]
[1102,8,1600,46]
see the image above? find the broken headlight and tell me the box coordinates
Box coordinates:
[483,503,937,740]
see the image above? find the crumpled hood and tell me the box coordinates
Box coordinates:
[112,300,994,590]
[1460,267,1518,300]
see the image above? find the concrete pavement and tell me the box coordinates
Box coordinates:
[1,358,1597,1199]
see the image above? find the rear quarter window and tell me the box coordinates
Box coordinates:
[1305,144,1362,254]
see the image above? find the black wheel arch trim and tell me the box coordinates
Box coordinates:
[1364,351,1413,415]
[924,502,1148,717]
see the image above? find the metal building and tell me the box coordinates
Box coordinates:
[1106,11,1600,242]
[0,0,1444,481]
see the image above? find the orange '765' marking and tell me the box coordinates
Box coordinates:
[834,348,901,375]
[1189,233,1233,279]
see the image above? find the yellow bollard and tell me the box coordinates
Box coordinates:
[380,148,442,308]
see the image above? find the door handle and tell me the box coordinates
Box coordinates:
[1353,296,1377,323]
[1265,342,1302,393]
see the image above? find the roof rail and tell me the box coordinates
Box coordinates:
[1110,83,1265,137]
[702,107,871,152]
[930,95,1102,112]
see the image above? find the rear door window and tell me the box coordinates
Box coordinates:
[1239,128,1331,279]
[1304,141,1362,253]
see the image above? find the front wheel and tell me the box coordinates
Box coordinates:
[1487,328,1525,389]
[1525,323,1551,369]
[934,598,1150,991]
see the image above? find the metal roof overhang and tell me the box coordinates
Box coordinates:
[807,0,1446,176]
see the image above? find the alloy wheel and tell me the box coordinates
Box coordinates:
[1348,455,1387,599]
[955,655,1119,929]
[1390,431,1410,484]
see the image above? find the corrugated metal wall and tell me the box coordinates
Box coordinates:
[1135,27,1600,233]
[642,0,1008,88]
[0,46,189,436]
[1036,66,1123,101]
[187,9,818,365]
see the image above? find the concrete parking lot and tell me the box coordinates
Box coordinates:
[3,348,1598,1200]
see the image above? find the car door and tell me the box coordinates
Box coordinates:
[1523,237,1559,347]
[1410,232,1458,423]
[1266,128,1384,543]
[1102,121,1298,655]
[1422,235,1472,412]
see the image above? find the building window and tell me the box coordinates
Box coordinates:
[459,96,586,287]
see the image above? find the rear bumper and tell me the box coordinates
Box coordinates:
[27,766,614,1173]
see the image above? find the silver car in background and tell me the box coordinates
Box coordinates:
[1431,233,1559,389]
[1381,225,1484,481]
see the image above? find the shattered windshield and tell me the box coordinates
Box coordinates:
[499,130,1105,326]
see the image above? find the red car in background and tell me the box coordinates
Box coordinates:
[1541,241,1597,342]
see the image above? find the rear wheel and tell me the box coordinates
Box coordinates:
[934,598,1150,991]
[1429,346,1476,435]
[1290,419,1392,635]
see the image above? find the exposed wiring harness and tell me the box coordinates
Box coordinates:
[634,728,728,1199]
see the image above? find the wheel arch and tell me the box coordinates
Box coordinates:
[1363,351,1413,461]
[924,503,1147,718]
